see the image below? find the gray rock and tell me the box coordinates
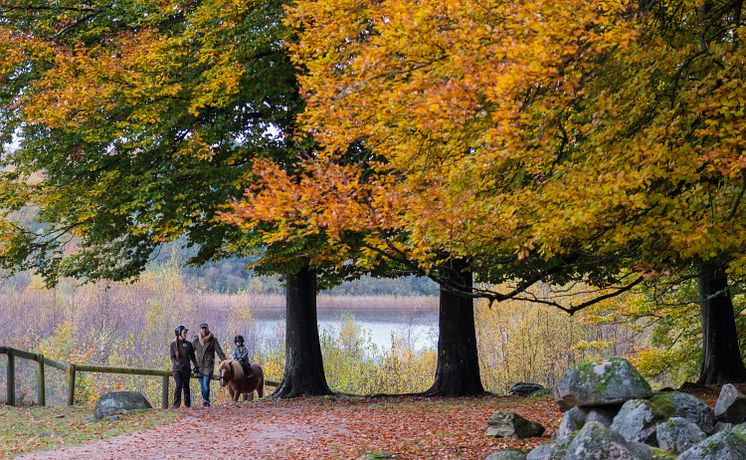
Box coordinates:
[653,392,715,434]
[714,383,746,424]
[487,411,545,438]
[94,391,152,420]
[561,421,652,460]
[585,407,617,427]
[509,383,545,397]
[485,448,527,460]
[655,417,706,454]
[610,399,663,445]
[555,407,587,439]
[526,444,555,460]
[526,436,573,460]
[678,423,746,460]
[712,421,733,433]
[553,357,652,411]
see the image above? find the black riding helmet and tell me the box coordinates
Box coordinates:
[175,325,188,337]
[234,335,244,343]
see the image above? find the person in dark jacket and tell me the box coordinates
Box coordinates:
[193,322,226,407]
[170,325,198,408]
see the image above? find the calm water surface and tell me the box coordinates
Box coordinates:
[254,308,439,351]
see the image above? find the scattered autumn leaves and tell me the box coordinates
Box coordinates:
[8,396,561,459]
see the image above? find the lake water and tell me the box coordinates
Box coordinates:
[254,308,439,351]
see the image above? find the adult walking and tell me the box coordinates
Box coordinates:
[169,325,198,408]
[193,322,226,407]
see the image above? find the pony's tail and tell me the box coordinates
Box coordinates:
[257,373,265,398]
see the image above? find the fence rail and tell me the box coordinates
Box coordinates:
[1,346,279,408]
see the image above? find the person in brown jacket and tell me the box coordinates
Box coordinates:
[193,322,226,407]
[170,325,198,408]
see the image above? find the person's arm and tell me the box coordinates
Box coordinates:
[189,344,199,369]
[215,338,227,361]
[169,341,177,365]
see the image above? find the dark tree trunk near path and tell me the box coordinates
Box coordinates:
[424,259,485,396]
[273,265,333,397]
[697,261,746,384]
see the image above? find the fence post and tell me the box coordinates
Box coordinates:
[161,375,169,409]
[6,348,15,406]
[37,354,46,406]
[67,364,76,406]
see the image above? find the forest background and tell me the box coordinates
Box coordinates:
[3,238,737,406]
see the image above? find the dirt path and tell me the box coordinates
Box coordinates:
[17,396,560,460]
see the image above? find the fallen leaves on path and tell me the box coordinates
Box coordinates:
[19,395,562,459]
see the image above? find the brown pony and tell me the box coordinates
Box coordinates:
[218,359,265,402]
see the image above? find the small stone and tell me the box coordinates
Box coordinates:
[554,406,587,439]
[712,421,733,433]
[484,448,527,460]
[585,407,617,427]
[655,417,706,454]
[487,411,545,439]
[714,383,746,424]
[508,383,545,397]
[94,391,152,420]
[553,357,652,411]
[526,436,573,460]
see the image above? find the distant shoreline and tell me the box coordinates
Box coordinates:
[195,292,439,311]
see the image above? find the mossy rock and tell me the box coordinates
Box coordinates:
[554,357,651,411]
[650,447,676,460]
[678,423,746,459]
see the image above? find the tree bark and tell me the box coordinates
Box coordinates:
[697,261,746,384]
[424,259,485,396]
[272,265,333,397]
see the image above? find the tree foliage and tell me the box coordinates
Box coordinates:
[0,0,301,282]
[234,0,745,305]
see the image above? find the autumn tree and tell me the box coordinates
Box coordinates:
[0,0,334,395]
[267,0,746,384]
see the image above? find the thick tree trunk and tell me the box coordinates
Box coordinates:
[424,260,485,396]
[273,265,333,397]
[697,261,746,384]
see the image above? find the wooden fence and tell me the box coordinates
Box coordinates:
[1,346,278,408]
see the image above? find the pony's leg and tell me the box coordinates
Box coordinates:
[257,375,265,398]
[228,386,236,402]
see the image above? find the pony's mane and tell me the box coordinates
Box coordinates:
[220,359,243,378]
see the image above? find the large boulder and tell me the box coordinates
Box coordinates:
[561,421,652,460]
[485,448,527,460]
[678,423,746,460]
[486,411,545,438]
[651,391,715,434]
[94,391,152,420]
[655,417,706,454]
[553,357,652,411]
[714,383,746,424]
[509,383,545,397]
[610,399,664,445]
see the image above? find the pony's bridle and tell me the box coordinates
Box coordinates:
[219,365,229,387]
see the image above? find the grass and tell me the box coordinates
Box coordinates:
[0,404,180,458]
